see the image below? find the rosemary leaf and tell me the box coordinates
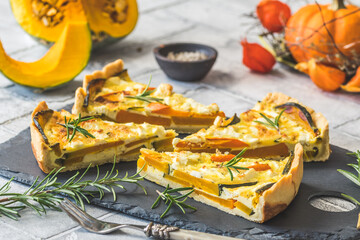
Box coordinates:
[125,76,163,103]
[337,149,360,208]
[57,114,95,142]
[341,193,360,206]
[161,201,173,218]
[221,148,249,181]
[152,185,196,218]
[348,163,360,175]
[167,187,193,194]
[337,169,360,187]
[254,109,285,131]
[260,113,277,127]
[337,150,360,187]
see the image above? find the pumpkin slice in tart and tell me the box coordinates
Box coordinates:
[30,101,176,173]
[72,59,225,133]
[173,92,330,162]
[137,144,303,223]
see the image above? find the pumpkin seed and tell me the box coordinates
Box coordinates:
[46,8,57,17]
[115,0,127,12]
[103,0,128,23]
[41,16,50,27]
[116,12,127,23]
[39,5,51,18]
[31,1,42,15]
[34,2,50,18]
[31,0,65,27]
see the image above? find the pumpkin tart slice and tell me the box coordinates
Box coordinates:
[72,59,225,133]
[30,101,176,173]
[137,144,303,223]
[173,92,329,162]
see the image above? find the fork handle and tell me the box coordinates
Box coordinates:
[144,222,238,240]
[168,229,239,240]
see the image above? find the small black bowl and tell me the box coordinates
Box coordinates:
[153,43,217,82]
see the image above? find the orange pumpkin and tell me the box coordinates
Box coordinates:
[285,0,360,69]
[341,66,360,92]
[296,59,345,91]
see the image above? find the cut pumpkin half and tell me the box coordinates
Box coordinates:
[10,0,138,46]
[0,21,91,89]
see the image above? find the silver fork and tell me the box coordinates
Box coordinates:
[59,198,239,240]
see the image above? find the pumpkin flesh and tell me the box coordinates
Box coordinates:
[0,21,91,89]
[10,0,138,44]
[81,0,138,39]
[10,0,86,42]
[174,142,289,158]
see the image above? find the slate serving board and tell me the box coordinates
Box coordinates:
[1,127,360,239]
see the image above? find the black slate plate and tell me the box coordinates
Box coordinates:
[1,127,360,240]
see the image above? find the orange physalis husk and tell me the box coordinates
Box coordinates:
[241,39,276,73]
[341,67,360,92]
[294,62,309,75]
[256,0,291,33]
[300,59,345,92]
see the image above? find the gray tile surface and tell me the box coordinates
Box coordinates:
[0,0,360,239]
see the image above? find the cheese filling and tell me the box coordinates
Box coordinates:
[40,110,176,168]
[87,77,220,116]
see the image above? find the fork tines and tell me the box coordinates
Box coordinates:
[59,198,99,232]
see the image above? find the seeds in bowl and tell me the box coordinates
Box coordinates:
[167,51,208,62]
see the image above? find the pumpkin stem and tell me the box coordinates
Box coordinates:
[330,0,346,10]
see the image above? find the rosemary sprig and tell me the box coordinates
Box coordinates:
[57,114,95,142]
[254,109,285,131]
[337,150,360,187]
[221,148,249,181]
[338,150,360,208]
[125,76,163,103]
[0,160,146,220]
[151,185,196,218]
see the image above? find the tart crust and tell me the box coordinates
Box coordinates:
[30,101,54,173]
